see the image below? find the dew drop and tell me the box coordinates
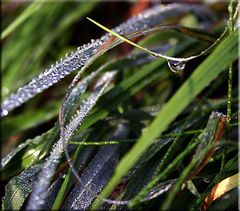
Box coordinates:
[1,109,8,116]
[167,60,186,73]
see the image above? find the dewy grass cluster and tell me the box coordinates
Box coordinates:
[1,2,238,211]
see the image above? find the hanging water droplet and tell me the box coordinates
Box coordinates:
[167,60,186,73]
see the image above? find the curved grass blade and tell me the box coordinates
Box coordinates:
[142,179,177,202]
[62,66,103,122]
[61,71,116,143]
[90,29,238,210]
[132,24,218,43]
[1,3,213,117]
[87,17,227,65]
[118,179,177,210]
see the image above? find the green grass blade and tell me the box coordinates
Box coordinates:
[227,0,234,127]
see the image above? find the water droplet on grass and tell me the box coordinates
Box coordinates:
[167,60,186,73]
[1,109,8,116]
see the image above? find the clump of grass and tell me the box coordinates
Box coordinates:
[1,2,238,211]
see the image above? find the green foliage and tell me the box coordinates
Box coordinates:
[1,2,238,211]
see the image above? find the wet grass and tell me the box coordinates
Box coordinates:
[1,1,238,210]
